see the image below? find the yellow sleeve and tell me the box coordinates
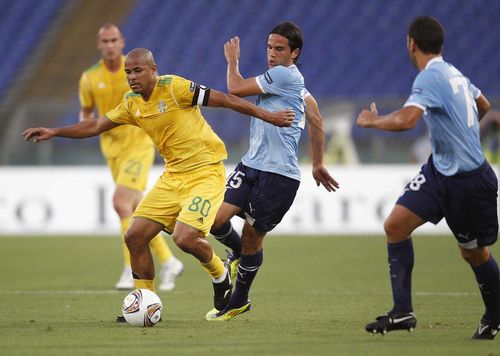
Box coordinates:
[78,72,94,109]
[171,76,210,108]
[105,98,136,126]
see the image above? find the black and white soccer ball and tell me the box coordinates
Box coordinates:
[122,289,163,327]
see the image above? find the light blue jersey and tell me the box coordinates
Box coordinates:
[242,64,306,181]
[404,57,484,175]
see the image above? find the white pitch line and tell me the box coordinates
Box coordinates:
[0,290,479,297]
[303,290,478,297]
[415,291,477,297]
[0,290,121,295]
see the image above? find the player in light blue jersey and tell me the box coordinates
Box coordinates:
[357,16,499,339]
[207,22,339,321]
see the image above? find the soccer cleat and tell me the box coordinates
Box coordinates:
[226,250,240,282]
[206,301,251,321]
[365,311,417,334]
[115,267,134,290]
[472,316,500,340]
[158,257,184,291]
[212,269,232,311]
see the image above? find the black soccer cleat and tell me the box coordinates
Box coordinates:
[212,268,232,311]
[116,315,126,323]
[472,316,500,340]
[365,311,417,335]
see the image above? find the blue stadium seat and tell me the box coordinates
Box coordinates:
[0,0,62,99]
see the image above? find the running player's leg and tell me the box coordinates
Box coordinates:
[384,205,425,313]
[112,184,143,289]
[207,168,299,321]
[365,205,424,334]
[231,222,265,307]
[116,151,183,291]
[124,216,163,291]
[211,163,250,261]
[174,163,231,311]
[366,163,440,334]
[211,202,243,259]
[450,163,500,339]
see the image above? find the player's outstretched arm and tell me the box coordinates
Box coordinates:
[207,89,294,127]
[356,103,422,131]
[22,115,120,143]
[305,95,339,192]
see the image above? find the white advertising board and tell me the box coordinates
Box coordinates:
[0,165,496,235]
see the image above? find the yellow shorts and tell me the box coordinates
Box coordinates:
[106,149,155,191]
[133,162,226,237]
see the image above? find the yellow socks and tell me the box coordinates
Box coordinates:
[120,217,132,267]
[150,234,173,264]
[134,278,155,291]
[201,252,226,280]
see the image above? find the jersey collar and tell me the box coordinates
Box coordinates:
[425,56,444,70]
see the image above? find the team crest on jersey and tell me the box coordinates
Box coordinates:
[157,100,167,113]
[97,81,106,89]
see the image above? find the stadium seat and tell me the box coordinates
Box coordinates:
[0,0,62,99]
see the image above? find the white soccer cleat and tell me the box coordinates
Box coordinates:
[158,257,184,291]
[115,267,134,290]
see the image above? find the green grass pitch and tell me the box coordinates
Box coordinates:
[1,235,499,355]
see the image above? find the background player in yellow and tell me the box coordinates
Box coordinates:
[79,24,183,291]
[23,48,295,319]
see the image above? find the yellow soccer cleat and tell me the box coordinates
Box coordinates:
[225,250,240,282]
[205,302,251,321]
[229,257,240,282]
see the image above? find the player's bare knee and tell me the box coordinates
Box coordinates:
[124,229,147,251]
[123,230,137,250]
[172,232,194,253]
[112,198,131,219]
[383,218,406,242]
[240,231,263,255]
[460,246,490,267]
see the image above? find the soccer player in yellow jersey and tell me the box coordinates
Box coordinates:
[79,24,183,291]
[23,48,295,319]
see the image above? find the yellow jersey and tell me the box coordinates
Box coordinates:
[106,75,227,173]
[79,56,153,158]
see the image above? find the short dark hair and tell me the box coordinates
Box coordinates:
[408,16,444,54]
[270,21,303,58]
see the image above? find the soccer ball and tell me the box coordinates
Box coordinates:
[122,289,163,327]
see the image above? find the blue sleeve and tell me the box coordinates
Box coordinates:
[404,70,442,110]
[469,82,481,99]
[256,66,291,95]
